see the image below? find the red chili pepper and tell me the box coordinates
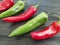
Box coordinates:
[30,21,60,40]
[2,4,39,22]
[0,0,14,12]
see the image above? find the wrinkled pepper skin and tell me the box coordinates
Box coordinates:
[0,0,25,18]
[30,22,60,40]
[2,5,38,22]
[9,12,48,37]
[0,0,14,12]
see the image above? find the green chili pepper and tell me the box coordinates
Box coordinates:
[9,12,48,37]
[0,0,25,18]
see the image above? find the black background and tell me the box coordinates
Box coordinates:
[0,0,60,45]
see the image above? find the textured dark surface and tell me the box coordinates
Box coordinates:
[0,0,60,45]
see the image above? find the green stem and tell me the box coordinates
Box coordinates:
[54,15,60,24]
[34,2,40,8]
[34,4,39,8]
[58,20,60,24]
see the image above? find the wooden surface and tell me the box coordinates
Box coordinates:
[0,0,60,45]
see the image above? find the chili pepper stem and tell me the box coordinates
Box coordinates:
[58,20,60,24]
[34,4,39,8]
[34,2,40,8]
[54,15,60,24]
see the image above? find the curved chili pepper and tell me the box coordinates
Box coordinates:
[30,22,60,40]
[2,4,39,22]
[0,0,14,12]
[8,12,48,37]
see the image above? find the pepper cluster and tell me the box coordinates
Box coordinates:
[0,0,60,40]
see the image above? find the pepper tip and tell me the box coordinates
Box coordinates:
[8,34,13,37]
[2,18,7,21]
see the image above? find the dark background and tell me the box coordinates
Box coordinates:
[0,0,60,45]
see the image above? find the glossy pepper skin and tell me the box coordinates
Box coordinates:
[0,0,14,12]
[0,0,25,18]
[9,12,48,37]
[2,5,39,22]
[30,22,60,40]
